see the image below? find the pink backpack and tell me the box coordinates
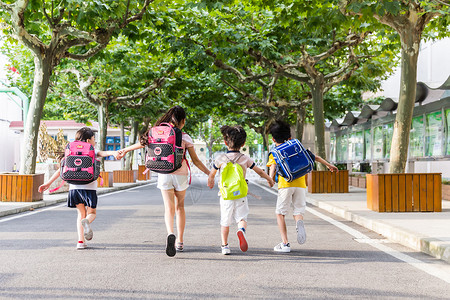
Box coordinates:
[145,123,184,173]
[59,140,100,184]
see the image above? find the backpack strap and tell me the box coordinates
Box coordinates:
[49,180,65,193]
[224,153,244,164]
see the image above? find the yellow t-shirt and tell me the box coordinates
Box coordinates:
[267,153,306,189]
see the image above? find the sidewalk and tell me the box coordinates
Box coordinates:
[253,179,450,264]
[0,179,156,218]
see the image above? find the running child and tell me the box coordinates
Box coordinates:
[38,127,120,250]
[117,105,210,257]
[267,120,338,253]
[208,125,274,255]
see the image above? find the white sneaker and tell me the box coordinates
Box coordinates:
[274,242,290,253]
[296,220,306,244]
[76,241,87,250]
[81,218,93,241]
[221,244,231,255]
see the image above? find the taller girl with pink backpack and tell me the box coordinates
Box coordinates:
[117,105,210,257]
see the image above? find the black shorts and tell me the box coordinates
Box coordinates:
[67,189,98,208]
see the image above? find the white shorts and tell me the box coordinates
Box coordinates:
[220,197,249,227]
[276,187,306,216]
[157,174,189,191]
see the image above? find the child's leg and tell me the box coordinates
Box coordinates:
[174,189,187,243]
[76,204,87,242]
[276,214,289,244]
[86,207,97,223]
[161,189,176,234]
[292,188,307,244]
[238,219,247,231]
[221,226,230,246]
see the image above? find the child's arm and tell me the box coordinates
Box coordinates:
[97,150,119,158]
[315,155,338,172]
[252,165,275,187]
[207,168,218,189]
[117,142,145,159]
[268,164,276,181]
[38,169,61,193]
[187,147,210,176]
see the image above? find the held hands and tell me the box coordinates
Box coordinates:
[207,174,215,189]
[267,177,275,188]
[115,149,127,160]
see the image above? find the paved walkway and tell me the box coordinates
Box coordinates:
[2,177,450,265]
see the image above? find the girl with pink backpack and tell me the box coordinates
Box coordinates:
[117,105,210,257]
[39,127,120,249]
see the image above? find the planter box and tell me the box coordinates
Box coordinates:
[442,184,450,201]
[137,165,151,181]
[307,170,349,193]
[0,173,44,202]
[351,177,359,187]
[98,171,113,187]
[113,170,137,183]
[367,173,442,212]
[358,177,366,189]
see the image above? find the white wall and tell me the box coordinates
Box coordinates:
[381,38,450,98]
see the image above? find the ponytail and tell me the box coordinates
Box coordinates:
[155,105,186,128]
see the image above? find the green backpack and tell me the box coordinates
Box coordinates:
[219,154,248,200]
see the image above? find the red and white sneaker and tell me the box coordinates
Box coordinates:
[76,241,87,250]
[236,228,248,252]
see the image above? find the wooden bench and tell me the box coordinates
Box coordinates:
[0,173,44,202]
[307,170,349,193]
[113,170,137,183]
[367,173,442,212]
[97,171,113,187]
[137,165,151,181]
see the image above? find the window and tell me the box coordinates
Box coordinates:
[330,136,336,162]
[354,131,364,161]
[364,129,371,160]
[337,134,348,162]
[104,136,129,160]
[384,123,393,159]
[446,109,450,156]
[373,126,383,159]
[425,111,443,157]
[409,115,425,157]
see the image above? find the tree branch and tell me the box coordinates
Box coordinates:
[115,77,166,102]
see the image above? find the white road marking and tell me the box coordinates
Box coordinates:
[254,181,450,284]
[0,183,155,223]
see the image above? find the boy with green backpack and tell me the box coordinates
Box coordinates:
[208,125,274,255]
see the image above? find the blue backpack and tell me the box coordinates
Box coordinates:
[271,139,315,182]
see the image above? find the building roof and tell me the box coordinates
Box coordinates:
[329,76,450,129]
[10,120,93,131]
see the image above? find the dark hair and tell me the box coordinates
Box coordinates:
[220,125,246,150]
[140,105,186,146]
[155,105,186,127]
[269,120,291,143]
[75,127,95,142]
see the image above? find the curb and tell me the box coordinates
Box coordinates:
[305,196,450,264]
[0,181,154,218]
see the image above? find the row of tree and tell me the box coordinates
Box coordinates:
[0,0,448,174]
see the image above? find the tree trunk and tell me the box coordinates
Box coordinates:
[20,55,52,174]
[388,28,421,173]
[310,78,327,170]
[120,122,125,170]
[295,105,306,142]
[125,120,139,170]
[97,103,108,171]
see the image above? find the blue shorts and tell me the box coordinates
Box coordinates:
[67,189,98,208]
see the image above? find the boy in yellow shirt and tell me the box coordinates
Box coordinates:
[267,120,338,252]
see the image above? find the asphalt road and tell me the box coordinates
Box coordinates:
[1,176,450,299]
